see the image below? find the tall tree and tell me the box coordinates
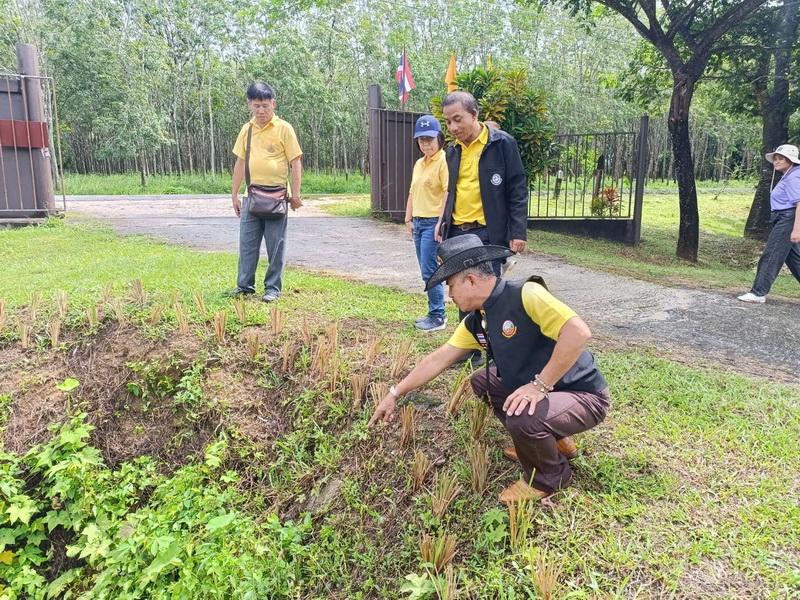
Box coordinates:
[543,0,768,261]
[723,1,800,240]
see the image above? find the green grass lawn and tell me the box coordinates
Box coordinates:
[62,170,370,196]
[0,220,798,598]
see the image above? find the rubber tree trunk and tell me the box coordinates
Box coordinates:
[744,0,799,240]
[745,110,786,241]
[668,72,699,262]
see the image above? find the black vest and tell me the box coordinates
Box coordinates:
[465,277,607,393]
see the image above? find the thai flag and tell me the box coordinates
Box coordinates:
[395,52,416,103]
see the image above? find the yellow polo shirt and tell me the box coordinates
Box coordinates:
[447,282,577,351]
[410,149,448,217]
[452,124,488,225]
[232,116,302,186]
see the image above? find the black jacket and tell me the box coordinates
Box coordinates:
[440,126,528,246]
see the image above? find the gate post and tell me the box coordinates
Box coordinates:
[367,85,383,214]
[631,114,649,245]
[17,43,55,213]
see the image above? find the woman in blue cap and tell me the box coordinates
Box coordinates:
[405,115,449,331]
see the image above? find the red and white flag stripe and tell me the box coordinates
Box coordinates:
[395,52,416,103]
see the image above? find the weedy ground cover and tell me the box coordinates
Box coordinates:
[0,220,797,598]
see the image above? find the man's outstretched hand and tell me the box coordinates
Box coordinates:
[369,394,397,426]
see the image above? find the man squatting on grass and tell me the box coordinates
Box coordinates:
[370,234,610,503]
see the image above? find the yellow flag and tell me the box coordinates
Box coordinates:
[444,53,458,92]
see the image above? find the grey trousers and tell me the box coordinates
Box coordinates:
[236,197,288,295]
[471,366,610,494]
[751,208,800,296]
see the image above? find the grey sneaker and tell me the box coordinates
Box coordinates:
[414,316,428,326]
[737,292,765,304]
[415,316,447,332]
[262,291,279,303]
[226,287,255,297]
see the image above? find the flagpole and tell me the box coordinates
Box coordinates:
[401,46,406,113]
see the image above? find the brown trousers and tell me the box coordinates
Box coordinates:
[470,366,610,494]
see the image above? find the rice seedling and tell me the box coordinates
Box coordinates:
[431,471,461,518]
[299,316,313,347]
[28,291,42,322]
[508,497,533,552]
[311,338,334,376]
[325,321,339,349]
[148,303,164,326]
[468,400,489,441]
[55,290,68,318]
[281,339,297,371]
[389,339,413,379]
[364,335,383,364]
[400,404,416,448]
[369,382,389,408]
[192,289,207,318]
[430,564,460,600]
[446,377,472,417]
[270,307,284,335]
[526,546,561,600]
[100,282,114,302]
[110,298,126,324]
[212,310,227,343]
[48,319,61,348]
[466,442,489,493]
[174,303,189,334]
[18,323,32,349]
[350,373,368,410]
[86,304,100,328]
[130,279,146,306]
[168,289,181,308]
[419,532,456,574]
[243,330,261,360]
[410,450,432,492]
[233,296,247,323]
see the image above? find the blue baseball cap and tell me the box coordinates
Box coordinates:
[414,115,441,139]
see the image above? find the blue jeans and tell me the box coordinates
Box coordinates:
[236,196,288,295]
[751,208,800,296]
[413,217,445,319]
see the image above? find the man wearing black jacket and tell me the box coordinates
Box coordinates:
[435,91,529,263]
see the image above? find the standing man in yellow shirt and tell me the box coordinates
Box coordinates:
[229,82,303,302]
[436,91,528,260]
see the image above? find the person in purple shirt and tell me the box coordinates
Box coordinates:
[738,144,800,303]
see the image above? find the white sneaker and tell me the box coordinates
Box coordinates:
[737,292,765,304]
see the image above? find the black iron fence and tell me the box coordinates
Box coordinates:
[528,116,648,245]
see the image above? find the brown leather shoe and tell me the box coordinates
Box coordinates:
[556,436,579,459]
[503,446,519,462]
[503,438,578,463]
[499,480,549,504]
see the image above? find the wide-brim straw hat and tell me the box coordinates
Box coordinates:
[425,234,514,291]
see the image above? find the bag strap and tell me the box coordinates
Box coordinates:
[244,124,253,188]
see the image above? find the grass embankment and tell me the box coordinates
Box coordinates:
[62,171,370,196]
[0,220,797,598]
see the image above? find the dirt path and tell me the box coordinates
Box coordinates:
[67,195,800,382]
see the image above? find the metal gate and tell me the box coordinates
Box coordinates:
[0,43,64,224]
[528,116,649,245]
[367,85,423,221]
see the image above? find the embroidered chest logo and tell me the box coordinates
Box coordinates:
[266,144,278,153]
[490,173,502,186]
[501,319,517,338]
